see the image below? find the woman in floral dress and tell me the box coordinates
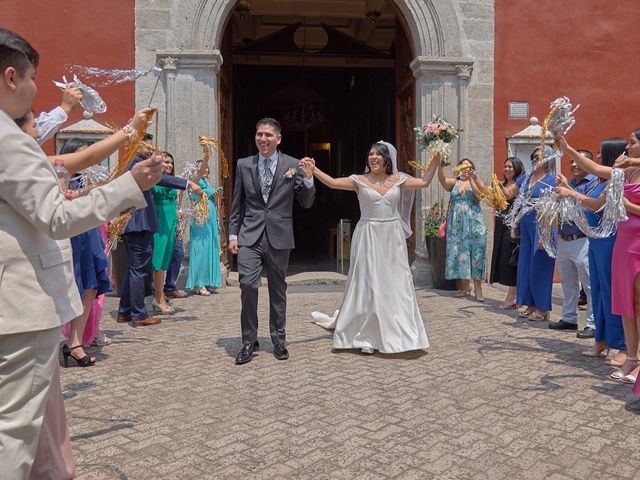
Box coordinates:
[438,159,488,301]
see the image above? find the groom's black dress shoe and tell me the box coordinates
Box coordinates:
[235,341,259,365]
[273,344,289,360]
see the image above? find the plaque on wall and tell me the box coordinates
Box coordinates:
[508,101,529,119]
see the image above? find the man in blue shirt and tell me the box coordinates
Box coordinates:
[549,157,597,335]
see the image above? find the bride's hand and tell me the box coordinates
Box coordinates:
[299,157,315,179]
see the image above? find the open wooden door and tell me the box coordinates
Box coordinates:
[394,18,416,261]
[218,23,234,268]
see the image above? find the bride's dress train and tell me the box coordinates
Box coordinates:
[311,174,428,353]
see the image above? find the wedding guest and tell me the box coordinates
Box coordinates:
[309,142,437,353]
[0,26,162,479]
[489,157,524,308]
[117,138,190,327]
[58,139,112,367]
[152,152,203,311]
[186,160,224,295]
[557,132,640,384]
[164,238,188,299]
[549,161,597,334]
[437,158,487,301]
[34,86,83,144]
[514,146,557,322]
[151,152,180,314]
[83,223,112,347]
[556,137,627,366]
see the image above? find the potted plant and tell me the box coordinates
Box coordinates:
[423,202,457,290]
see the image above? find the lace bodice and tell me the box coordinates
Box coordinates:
[350,174,407,221]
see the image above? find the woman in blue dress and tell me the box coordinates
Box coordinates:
[186,161,223,295]
[438,158,488,301]
[556,137,627,366]
[61,139,112,367]
[514,146,557,322]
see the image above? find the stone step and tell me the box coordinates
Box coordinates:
[226,271,347,287]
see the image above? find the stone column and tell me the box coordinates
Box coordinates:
[456,64,472,161]
[155,49,223,177]
[409,56,473,285]
[160,56,178,155]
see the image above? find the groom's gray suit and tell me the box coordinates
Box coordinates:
[229,151,315,346]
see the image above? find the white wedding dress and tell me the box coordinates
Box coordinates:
[311,174,429,353]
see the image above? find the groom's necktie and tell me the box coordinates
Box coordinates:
[260,157,274,203]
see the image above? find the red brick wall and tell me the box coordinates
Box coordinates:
[494,0,640,176]
[4,1,135,154]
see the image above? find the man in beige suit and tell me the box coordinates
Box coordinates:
[0,28,163,479]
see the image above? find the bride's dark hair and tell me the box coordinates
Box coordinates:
[366,142,393,175]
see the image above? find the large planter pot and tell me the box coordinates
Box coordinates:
[425,236,457,291]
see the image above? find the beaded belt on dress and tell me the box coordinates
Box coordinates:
[359,217,400,223]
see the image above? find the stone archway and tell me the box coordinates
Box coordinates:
[136,0,494,283]
[189,0,459,58]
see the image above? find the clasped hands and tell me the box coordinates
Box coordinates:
[298,157,316,179]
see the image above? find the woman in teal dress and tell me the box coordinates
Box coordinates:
[151,152,181,314]
[186,162,223,295]
[438,158,488,301]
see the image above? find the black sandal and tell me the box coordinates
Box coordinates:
[61,344,96,368]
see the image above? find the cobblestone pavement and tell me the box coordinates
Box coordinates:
[63,277,640,480]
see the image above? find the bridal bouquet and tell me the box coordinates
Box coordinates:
[414,116,462,167]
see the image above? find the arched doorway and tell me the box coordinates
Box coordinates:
[148,0,481,282]
[218,1,417,268]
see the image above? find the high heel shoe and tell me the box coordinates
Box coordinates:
[474,291,485,302]
[195,286,211,296]
[607,351,627,367]
[609,357,640,382]
[151,299,175,315]
[581,347,609,358]
[498,299,517,310]
[454,287,471,298]
[528,311,549,322]
[62,344,96,368]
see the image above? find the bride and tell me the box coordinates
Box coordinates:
[304,141,438,354]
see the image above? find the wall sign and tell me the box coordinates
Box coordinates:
[508,101,529,119]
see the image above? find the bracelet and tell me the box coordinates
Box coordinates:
[122,124,136,141]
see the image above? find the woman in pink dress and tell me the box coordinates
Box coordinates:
[558,131,640,390]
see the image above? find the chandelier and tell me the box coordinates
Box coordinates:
[283,101,325,130]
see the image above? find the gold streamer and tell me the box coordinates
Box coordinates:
[199,135,229,179]
[539,104,560,164]
[107,109,155,248]
[408,160,428,173]
[480,174,509,211]
[110,110,154,179]
[453,163,472,177]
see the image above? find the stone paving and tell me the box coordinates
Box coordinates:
[62,276,640,480]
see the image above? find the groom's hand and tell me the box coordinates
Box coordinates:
[229,240,239,255]
[299,157,315,179]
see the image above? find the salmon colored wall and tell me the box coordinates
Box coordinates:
[494,0,640,177]
[3,1,135,154]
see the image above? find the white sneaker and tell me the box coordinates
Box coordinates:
[361,346,374,354]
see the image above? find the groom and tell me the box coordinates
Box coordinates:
[229,118,315,364]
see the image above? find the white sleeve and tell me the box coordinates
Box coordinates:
[35,106,68,145]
